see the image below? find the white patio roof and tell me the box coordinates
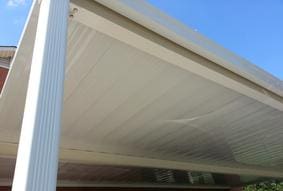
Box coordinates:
[0,0,283,182]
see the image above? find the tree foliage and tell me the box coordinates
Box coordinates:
[244,181,283,191]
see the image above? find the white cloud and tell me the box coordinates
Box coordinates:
[7,0,26,7]
[13,18,24,25]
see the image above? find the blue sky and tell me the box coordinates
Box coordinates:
[0,0,282,79]
[0,0,32,45]
[147,0,283,80]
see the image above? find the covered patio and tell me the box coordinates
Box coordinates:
[0,0,282,190]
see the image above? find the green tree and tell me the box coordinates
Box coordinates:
[244,181,283,191]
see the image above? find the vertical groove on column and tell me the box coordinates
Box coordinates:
[12,0,69,191]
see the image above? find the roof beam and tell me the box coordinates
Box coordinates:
[0,61,10,69]
[1,142,283,178]
[70,0,283,111]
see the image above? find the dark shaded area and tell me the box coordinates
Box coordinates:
[0,187,229,191]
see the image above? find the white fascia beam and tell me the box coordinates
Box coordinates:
[11,0,69,190]
[0,62,10,69]
[70,0,283,111]
[1,142,283,178]
[59,149,283,178]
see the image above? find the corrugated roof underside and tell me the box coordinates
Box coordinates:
[61,21,283,170]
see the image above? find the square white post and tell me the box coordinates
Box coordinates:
[12,0,69,190]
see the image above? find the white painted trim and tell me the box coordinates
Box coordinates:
[70,0,283,111]
[11,0,69,190]
[97,0,283,97]
[0,62,9,69]
[1,142,283,178]
[59,148,283,178]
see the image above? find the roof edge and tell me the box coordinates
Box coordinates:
[94,0,283,97]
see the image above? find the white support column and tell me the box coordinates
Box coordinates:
[12,0,69,191]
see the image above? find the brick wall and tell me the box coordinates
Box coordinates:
[0,67,8,93]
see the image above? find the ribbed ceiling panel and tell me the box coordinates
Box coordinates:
[59,21,283,171]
